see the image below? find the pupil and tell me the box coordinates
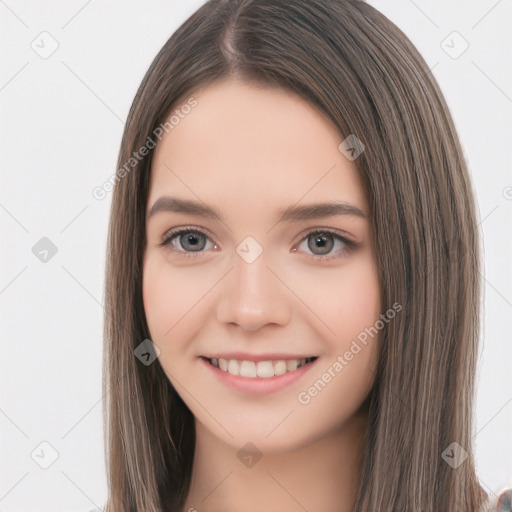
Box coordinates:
[183,233,205,251]
[310,233,332,255]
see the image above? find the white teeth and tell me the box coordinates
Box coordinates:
[239,360,257,377]
[256,360,274,378]
[209,357,315,378]
[274,360,287,376]
[227,359,239,375]
[286,359,298,371]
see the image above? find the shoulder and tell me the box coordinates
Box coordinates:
[489,488,512,512]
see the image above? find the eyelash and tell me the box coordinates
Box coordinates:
[159,225,357,261]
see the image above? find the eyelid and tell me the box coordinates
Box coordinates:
[294,225,356,246]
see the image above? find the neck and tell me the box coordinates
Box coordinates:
[182,404,369,512]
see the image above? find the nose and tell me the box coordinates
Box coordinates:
[215,249,292,331]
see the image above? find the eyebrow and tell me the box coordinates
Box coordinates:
[147,196,367,223]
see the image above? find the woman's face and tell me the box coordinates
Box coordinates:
[143,78,381,453]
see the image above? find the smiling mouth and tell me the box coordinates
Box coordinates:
[202,356,318,378]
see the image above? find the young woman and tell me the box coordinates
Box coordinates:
[101,1,509,510]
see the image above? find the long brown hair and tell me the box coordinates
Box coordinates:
[102,1,488,510]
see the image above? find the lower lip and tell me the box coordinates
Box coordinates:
[201,357,318,395]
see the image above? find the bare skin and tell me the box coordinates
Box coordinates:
[142,77,381,512]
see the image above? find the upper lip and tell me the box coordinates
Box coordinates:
[201,352,317,362]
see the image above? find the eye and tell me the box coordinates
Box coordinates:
[160,227,217,258]
[159,226,357,260]
[295,229,356,261]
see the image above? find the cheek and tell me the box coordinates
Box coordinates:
[339,259,381,337]
[142,260,171,339]
[142,257,208,347]
[294,261,381,431]
[290,254,381,342]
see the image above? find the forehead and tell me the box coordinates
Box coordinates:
[148,78,367,216]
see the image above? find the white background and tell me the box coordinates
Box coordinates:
[0,1,511,510]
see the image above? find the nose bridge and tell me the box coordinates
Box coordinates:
[215,237,291,330]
